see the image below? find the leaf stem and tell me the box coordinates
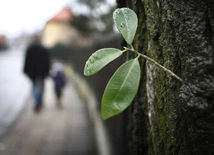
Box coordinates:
[127,48,183,83]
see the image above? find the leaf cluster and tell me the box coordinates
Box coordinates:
[84,8,183,120]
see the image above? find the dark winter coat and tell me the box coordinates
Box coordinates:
[53,71,66,93]
[23,44,50,81]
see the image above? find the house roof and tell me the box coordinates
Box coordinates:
[49,6,73,23]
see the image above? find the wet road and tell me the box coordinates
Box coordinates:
[0,48,30,137]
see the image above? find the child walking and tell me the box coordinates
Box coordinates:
[51,63,66,107]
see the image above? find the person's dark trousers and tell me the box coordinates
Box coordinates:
[32,77,44,109]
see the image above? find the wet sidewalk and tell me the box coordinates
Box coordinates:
[0,79,97,155]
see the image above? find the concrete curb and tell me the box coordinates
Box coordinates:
[64,63,112,155]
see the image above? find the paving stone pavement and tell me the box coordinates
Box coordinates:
[0,79,97,155]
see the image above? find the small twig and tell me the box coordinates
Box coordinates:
[127,48,183,83]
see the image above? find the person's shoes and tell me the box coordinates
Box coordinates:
[34,104,42,112]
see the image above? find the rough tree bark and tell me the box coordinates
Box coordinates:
[116,0,214,154]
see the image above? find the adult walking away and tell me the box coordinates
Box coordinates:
[23,35,51,111]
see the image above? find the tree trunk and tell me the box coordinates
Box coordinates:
[117,0,214,154]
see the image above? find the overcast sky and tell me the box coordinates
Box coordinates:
[0,0,116,38]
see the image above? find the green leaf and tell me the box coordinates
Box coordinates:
[101,58,141,120]
[84,48,123,76]
[113,8,138,45]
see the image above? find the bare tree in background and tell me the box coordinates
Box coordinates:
[70,0,116,36]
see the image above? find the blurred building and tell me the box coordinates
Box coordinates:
[42,6,91,48]
[0,34,8,50]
